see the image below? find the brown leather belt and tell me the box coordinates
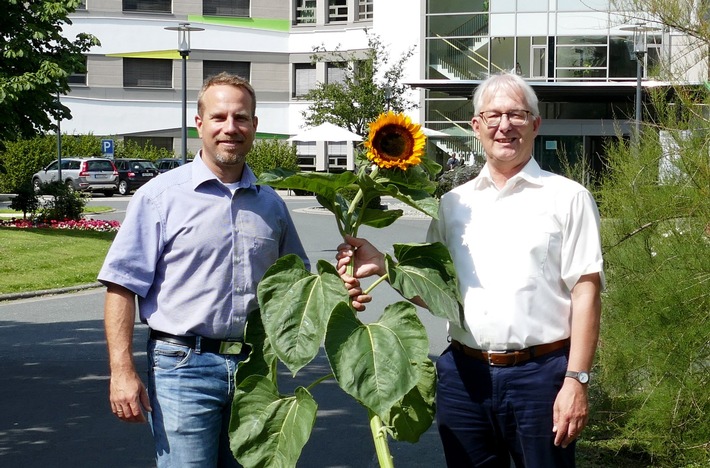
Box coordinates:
[450,338,569,367]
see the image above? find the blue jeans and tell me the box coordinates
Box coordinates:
[147,339,248,467]
[436,345,575,468]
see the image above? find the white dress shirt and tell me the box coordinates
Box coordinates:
[427,158,604,350]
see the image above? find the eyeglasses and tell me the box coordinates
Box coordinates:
[478,110,532,127]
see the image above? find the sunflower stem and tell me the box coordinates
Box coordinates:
[306,373,335,391]
[363,273,389,296]
[369,410,394,468]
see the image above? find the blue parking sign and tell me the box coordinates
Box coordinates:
[101,139,115,158]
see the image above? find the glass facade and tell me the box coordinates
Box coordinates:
[423,0,665,176]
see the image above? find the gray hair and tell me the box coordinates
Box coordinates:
[472,72,540,117]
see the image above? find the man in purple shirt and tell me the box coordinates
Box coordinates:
[98,72,309,467]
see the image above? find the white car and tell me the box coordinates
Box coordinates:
[32,157,119,197]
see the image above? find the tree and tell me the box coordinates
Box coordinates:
[301,34,416,137]
[613,0,710,43]
[593,87,710,465]
[0,0,99,142]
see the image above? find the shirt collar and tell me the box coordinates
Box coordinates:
[190,151,258,193]
[473,157,543,190]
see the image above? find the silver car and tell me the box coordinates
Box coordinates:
[32,157,119,197]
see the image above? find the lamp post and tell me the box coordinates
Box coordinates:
[165,23,204,164]
[621,23,659,144]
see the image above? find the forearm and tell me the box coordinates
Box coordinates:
[104,283,138,374]
[567,273,602,372]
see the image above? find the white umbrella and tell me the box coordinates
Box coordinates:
[288,122,363,142]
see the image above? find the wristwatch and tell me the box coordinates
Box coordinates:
[565,370,590,384]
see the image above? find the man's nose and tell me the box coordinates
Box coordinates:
[498,114,513,130]
[223,117,240,133]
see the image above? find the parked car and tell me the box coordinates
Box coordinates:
[155,158,192,173]
[113,158,160,195]
[32,157,118,197]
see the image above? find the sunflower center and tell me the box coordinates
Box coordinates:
[375,125,414,159]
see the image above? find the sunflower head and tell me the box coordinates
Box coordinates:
[364,112,426,171]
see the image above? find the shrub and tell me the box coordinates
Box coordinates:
[9,182,40,219]
[37,181,87,221]
[592,90,710,465]
[247,138,299,178]
[0,134,179,193]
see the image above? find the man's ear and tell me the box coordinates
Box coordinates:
[470,117,480,138]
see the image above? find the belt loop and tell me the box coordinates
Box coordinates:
[195,336,202,354]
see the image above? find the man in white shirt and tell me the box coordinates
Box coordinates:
[337,73,604,467]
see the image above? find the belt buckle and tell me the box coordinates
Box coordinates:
[486,349,507,366]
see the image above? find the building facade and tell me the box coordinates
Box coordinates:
[63,1,705,175]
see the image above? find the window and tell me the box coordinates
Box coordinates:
[295,142,316,170]
[327,62,347,85]
[204,61,251,81]
[122,0,170,13]
[203,0,249,17]
[328,0,348,22]
[294,63,316,97]
[69,56,88,86]
[123,58,172,88]
[358,0,373,20]
[295,0,316,24]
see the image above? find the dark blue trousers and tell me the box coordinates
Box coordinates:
[435,345,575,468]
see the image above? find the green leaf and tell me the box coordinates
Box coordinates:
[256,168,357,200]
[257,255,349,376]
[357,170,440,219]
[388,242,465,329]
[383,359,437,443]
[235,311,278,384]
[359,207,403,229]
[325,301,429,417]
[315,192,351,233]
[231,375,317,468]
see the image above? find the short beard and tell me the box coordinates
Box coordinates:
[214,151,247,166]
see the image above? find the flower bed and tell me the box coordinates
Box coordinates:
[0,217,120,232]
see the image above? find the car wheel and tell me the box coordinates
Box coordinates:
[118,180,129,195]
[32,178,42,193]
[65,180,75,192]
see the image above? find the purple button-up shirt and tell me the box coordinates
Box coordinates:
[98,154,309,340]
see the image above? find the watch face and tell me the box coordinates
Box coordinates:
[578,372,590,384]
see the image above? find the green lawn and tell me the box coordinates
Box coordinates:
[0,228,115,294]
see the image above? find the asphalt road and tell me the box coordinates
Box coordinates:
[0,193,449,467]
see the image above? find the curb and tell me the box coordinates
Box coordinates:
[0,282,103,302]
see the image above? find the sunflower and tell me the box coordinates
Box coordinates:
[364,112,426,171]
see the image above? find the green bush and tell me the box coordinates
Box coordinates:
[247,138,299,178]
[9,181,40,219]
[592,89,710,466]
[0,134,179,193]
[116,139,176,161]
[37,181,87,221]
[0,134,102,193]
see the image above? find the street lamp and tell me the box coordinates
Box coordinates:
[164,22,204,164]
[621,22,659,143]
